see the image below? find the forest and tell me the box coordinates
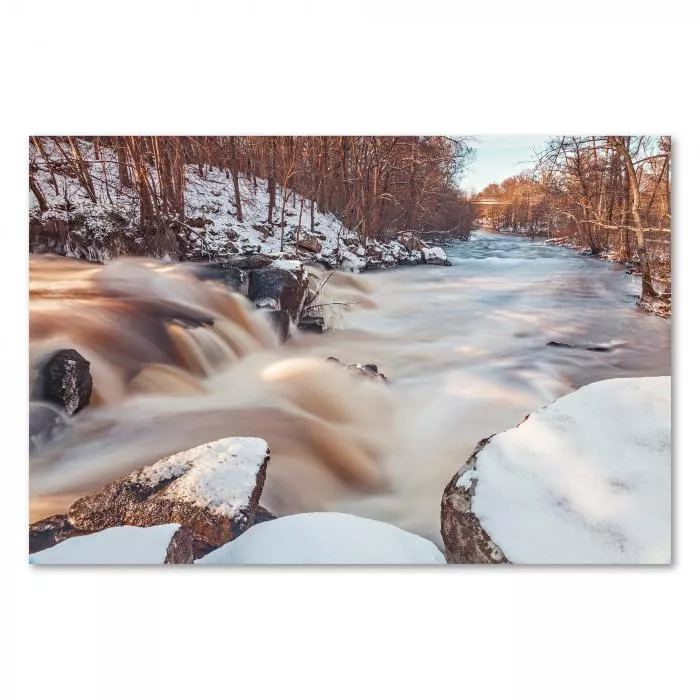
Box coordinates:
[473,136,671,311]
[29,136,477,256]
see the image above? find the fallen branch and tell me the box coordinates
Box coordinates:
[304,300,361,312]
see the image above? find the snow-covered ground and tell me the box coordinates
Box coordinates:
[456,376,671,564]
[29,138,447,270]
[196,512,446,565]
[29,524,182,565]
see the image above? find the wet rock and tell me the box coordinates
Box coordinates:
[247,260,308,323]
[547,340,622,352]
[227,254,275,270]
[327,357,388,382]
[297,314,325,333]
[29,524,194,565]
[67,437,271,559]
[440,437,510,564]
[32,349,92,416]
[29,402,69,453]
[189,261,248,294]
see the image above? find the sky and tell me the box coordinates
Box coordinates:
[459,135,550,194]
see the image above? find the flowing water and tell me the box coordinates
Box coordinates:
[28,232,671,545]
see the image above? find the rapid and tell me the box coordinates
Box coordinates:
[28,232,671,545]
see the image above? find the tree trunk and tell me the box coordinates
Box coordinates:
[30,174,48,212]
[611,137,655,300]
[318,137,328,214]
[230,137,243,223]
[117,141,132,189]
[295,198,304,252]
[267,139,276,225]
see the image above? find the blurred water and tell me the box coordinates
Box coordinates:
[29,232,671,544]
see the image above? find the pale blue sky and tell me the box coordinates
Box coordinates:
[460,135,550,194]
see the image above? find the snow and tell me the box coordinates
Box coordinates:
[196,512,446,565]
[29,524,181,565]
[133,437,268,518]
[422,246,448,264]
[457,376,671,564]
[253,298,280,310]
[29,138,448,269]
[270,259,304,273]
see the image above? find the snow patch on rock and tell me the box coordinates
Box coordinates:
[132,437,269,519]
[29,524,183,565]
[196,512,446,565]
[421,246,449,265]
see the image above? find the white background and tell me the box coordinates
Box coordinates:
[3,3,698,698]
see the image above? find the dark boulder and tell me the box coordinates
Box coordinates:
[32,349,92,416]
[247,261,308,323]
[189,261,248,294]
[215,254,274,271]
[297,314,325,333]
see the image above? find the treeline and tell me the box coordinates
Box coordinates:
[476,174,550,233]
[475,136,671,303]
[30,136,477,244]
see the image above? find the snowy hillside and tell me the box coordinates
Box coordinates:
[29,138,449,270]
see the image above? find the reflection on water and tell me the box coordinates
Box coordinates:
[29,232,671,545]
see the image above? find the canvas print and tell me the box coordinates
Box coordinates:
[28,136,671,565]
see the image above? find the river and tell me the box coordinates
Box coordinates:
[28,231,671,545]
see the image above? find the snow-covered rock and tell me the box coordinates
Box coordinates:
[67,437,270,557]
[196,512,446,565]
[441,377,671,564]
[29,524,193,565]
[421,246,450,266]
